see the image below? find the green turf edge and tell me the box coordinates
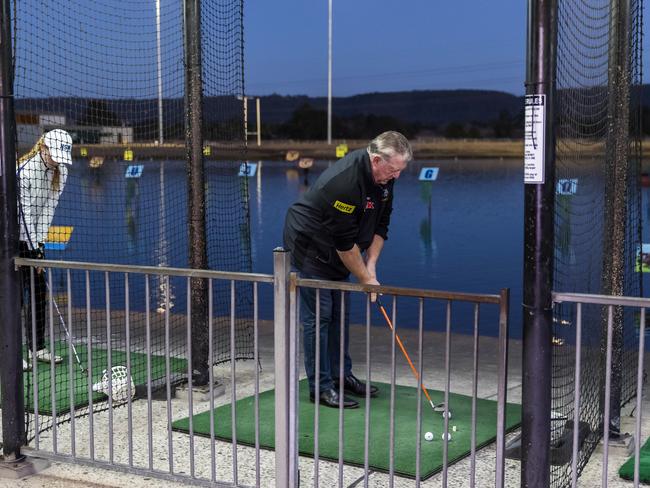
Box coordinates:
[171,387,522,481]
[619,436,650,482]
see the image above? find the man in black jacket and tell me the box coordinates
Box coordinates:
[283,131,412,408]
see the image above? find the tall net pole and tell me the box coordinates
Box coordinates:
[184,0,209,383]
[522,0,557,486]
[600,0,632,437]
[0,0,24,458]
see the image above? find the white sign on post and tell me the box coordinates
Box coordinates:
[524,94,546,184]
[418,167,439,181]
[238,162,257,177]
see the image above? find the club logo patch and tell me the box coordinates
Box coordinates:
[365,198,375,210]
[333,200,356,214]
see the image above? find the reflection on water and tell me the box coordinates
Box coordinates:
[52,159,526,337]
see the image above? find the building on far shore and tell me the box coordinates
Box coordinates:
[16,113,133,146]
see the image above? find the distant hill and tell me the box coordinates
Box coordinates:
[257,90,523,126]
[14,85,650,135]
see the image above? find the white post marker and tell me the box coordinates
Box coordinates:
[556,178,578,195]
[125,165,144,178]
[419,167,439,181]
[239,162,257,177]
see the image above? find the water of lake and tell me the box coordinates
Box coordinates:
[47,158,650,340]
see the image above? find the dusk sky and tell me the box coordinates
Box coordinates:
[244,0,647,97]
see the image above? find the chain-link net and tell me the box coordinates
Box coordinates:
[12,0,251,441]
[551,0,643,485]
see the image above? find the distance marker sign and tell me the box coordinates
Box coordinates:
[418,167,439,181]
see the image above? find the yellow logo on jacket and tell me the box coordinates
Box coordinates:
[333,200,355,214]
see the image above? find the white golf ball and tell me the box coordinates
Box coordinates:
[442,432,452,441]
[424,431,434,441]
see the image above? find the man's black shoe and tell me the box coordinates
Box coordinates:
[335,374,379,397]
[309,388,359,409]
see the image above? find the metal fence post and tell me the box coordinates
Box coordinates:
[274,248,291,487]
[495,288,510,488]
[0,0,25,460]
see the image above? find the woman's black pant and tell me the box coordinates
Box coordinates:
[19,241,46,352]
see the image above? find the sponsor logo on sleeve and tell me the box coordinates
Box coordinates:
[333,200,356,214]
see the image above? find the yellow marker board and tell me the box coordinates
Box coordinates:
[336,144,348,158]
[203,146,212,156]
[124,149,134,161]
[80,147,88,157]
[47,226,74,244]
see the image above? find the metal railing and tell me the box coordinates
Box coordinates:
[552,292,649,488]
[9,250,512,487]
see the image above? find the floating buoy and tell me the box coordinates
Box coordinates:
[89,156,104,168]
[286,150,300,162]
[298,158,314,169]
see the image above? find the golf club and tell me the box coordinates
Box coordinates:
[376,297,446,413]
[44,271,87,374]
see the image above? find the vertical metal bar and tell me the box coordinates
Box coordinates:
[67,269,76,457]
[30,268,39,449]
[327,0,333,144]
[470,303,480,488]
[256,97,262,146]
[314,288,321,486]
[442,300,451,487]
[105,271,113,463]
[253,281,260,487]
[165,275,174,474]
[495,289,510,488]
[48,270,58,453]
[86,270,94,461]
[230,280,238,485]
[415,298,424,487]
[208,279,216,483]
[634,307,645,487]
[338,290,345,488]
[571,303,583,487]
[389,296,397,488]
[364,294,371,488]
[602,305,614,486]
[155,0,164,144]
[289,278,299,487]
[0,0,23,457]
[273,249,291,488]
[145,274,153,471]
[125,273,133,467]
[187,277,195,478]
[522,0,557,484]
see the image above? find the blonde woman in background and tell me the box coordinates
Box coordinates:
[17,129,73,371]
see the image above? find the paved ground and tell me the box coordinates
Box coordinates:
[1,317,648,487]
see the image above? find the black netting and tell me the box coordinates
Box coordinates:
[12,0,251,440]
[550,0,643,486]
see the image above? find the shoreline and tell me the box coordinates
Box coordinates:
[21,138,650,162]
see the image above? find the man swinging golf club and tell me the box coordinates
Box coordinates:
[283,131,412,409]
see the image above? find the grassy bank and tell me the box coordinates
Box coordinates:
[32,138,650,162]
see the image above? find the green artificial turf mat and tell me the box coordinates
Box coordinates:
[23,343,187,416]
[172,379,521,479]
[619,436,650,483]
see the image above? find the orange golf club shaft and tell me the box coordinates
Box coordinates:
[377,301,436,409]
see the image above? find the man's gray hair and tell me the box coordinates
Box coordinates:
[367,131,413,162]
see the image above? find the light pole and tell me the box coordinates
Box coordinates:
[327,0,332,145]
[156,0,164,144]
